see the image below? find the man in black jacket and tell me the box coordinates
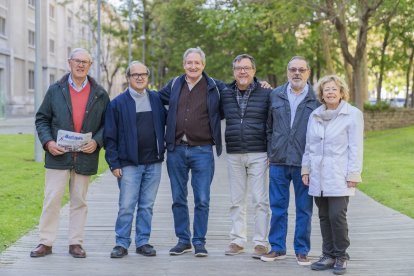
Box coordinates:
[220,54,271,259]
[31,48,109,258]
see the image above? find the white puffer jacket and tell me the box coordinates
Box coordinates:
[301,101,364,197]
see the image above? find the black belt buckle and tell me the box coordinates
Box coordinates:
[180,140,189,145]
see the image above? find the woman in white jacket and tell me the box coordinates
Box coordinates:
[301,75,363,275]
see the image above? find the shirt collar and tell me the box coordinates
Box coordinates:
[129,86,147,98]
[68,74,88,92]
[185,75,203,90]
[287,83,309,96]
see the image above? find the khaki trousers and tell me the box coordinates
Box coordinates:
[227,152,270,247]
[38,169,90,246]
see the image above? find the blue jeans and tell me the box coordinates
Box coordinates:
[167,145,214,246]
[115,163,161,248]
[268,165,313,255]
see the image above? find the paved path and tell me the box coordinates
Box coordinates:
[1,151,414,275]
[0,116,35,134]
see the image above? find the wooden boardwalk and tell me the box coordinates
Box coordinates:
[1,152,414,275]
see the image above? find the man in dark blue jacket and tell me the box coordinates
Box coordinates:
[159,47,224,257]
[104,61,167,258]
[261,56,320,266]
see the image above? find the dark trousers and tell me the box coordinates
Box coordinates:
[314,196,350,258]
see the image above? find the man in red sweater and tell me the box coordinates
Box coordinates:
[32,48,109,258]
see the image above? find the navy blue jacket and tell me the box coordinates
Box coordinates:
[104,89,167,170]
[267,82,320,167]
[159,72,224,156]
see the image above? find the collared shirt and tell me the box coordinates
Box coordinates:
[68,74,88,92]
[185,75,203,91]
[287,83,309,127]
[234,81,257,118]
[128,86,146,97]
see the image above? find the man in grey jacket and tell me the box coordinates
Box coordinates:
[31,48,109,258]
[261,56,320,265]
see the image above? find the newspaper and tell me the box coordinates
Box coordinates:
[57,130,92,152]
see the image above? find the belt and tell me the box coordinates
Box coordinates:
[179,140,189,145]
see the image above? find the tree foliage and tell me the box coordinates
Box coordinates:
[99,0,414,108]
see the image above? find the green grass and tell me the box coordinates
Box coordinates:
[361,126,414,218]
[0,135,108,252]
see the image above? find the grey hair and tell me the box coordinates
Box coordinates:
[125,61,150,78]
[232,54,256,69]
[183,47,206,65]
[287,56,310,70]
[68,48,92,63]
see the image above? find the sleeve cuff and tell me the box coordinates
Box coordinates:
[346,172,362,182]
[301,166,310,175]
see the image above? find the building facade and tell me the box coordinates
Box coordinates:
[0,0,116,117]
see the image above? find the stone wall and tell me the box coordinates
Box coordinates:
[364,109,414,131]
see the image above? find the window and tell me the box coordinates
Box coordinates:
[67,16,72,28]
[49,39,55,53]
[28,30,35,47]
[0,17,5,36]
[28,0,35,8]
[49,74,55,85]
[49,4,55,19]
[28,70,35,90]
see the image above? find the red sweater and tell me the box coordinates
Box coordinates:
[69,82,91,133]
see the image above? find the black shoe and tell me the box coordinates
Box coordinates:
[311,254,336,270]
[169,242,192,255]
[136,244,156,257]
[333,257,347,275]
[110,246,128,258]
[194,244,208,257]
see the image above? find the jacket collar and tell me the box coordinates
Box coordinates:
[278,82,316,102]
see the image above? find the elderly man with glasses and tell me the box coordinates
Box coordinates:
[104,61,167,258]
[261,56,320,266]
[32,48,109,258]
[220,54,271,259]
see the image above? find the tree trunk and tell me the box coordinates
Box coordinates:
[321,24,334,74]
[353,61,365,110]
[376,24,390,102]
[406,47,414,107]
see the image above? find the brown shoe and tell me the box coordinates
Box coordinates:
[296,254,311,266]
[224,243,244,255]
[252,245,268,259]
[30,244,52,257]
[260,251,286,262]
[69,244,86,258]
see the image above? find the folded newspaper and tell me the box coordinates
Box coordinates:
[57,130,92,152]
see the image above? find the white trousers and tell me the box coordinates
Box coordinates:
[38,169,90,246]
[227,152,270,247]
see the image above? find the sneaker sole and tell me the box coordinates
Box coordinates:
[225,251,244,256]
[311,264,334,271]
[195,252,208,257]
[297,260,311,266]
[260,255,286,262]
[169,248,192,255]
[136,252,156,257]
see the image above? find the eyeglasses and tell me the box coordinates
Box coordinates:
[233,66,253,72]
[71,59,91,66]
[129,73,149,79]
[288,67,308,74]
